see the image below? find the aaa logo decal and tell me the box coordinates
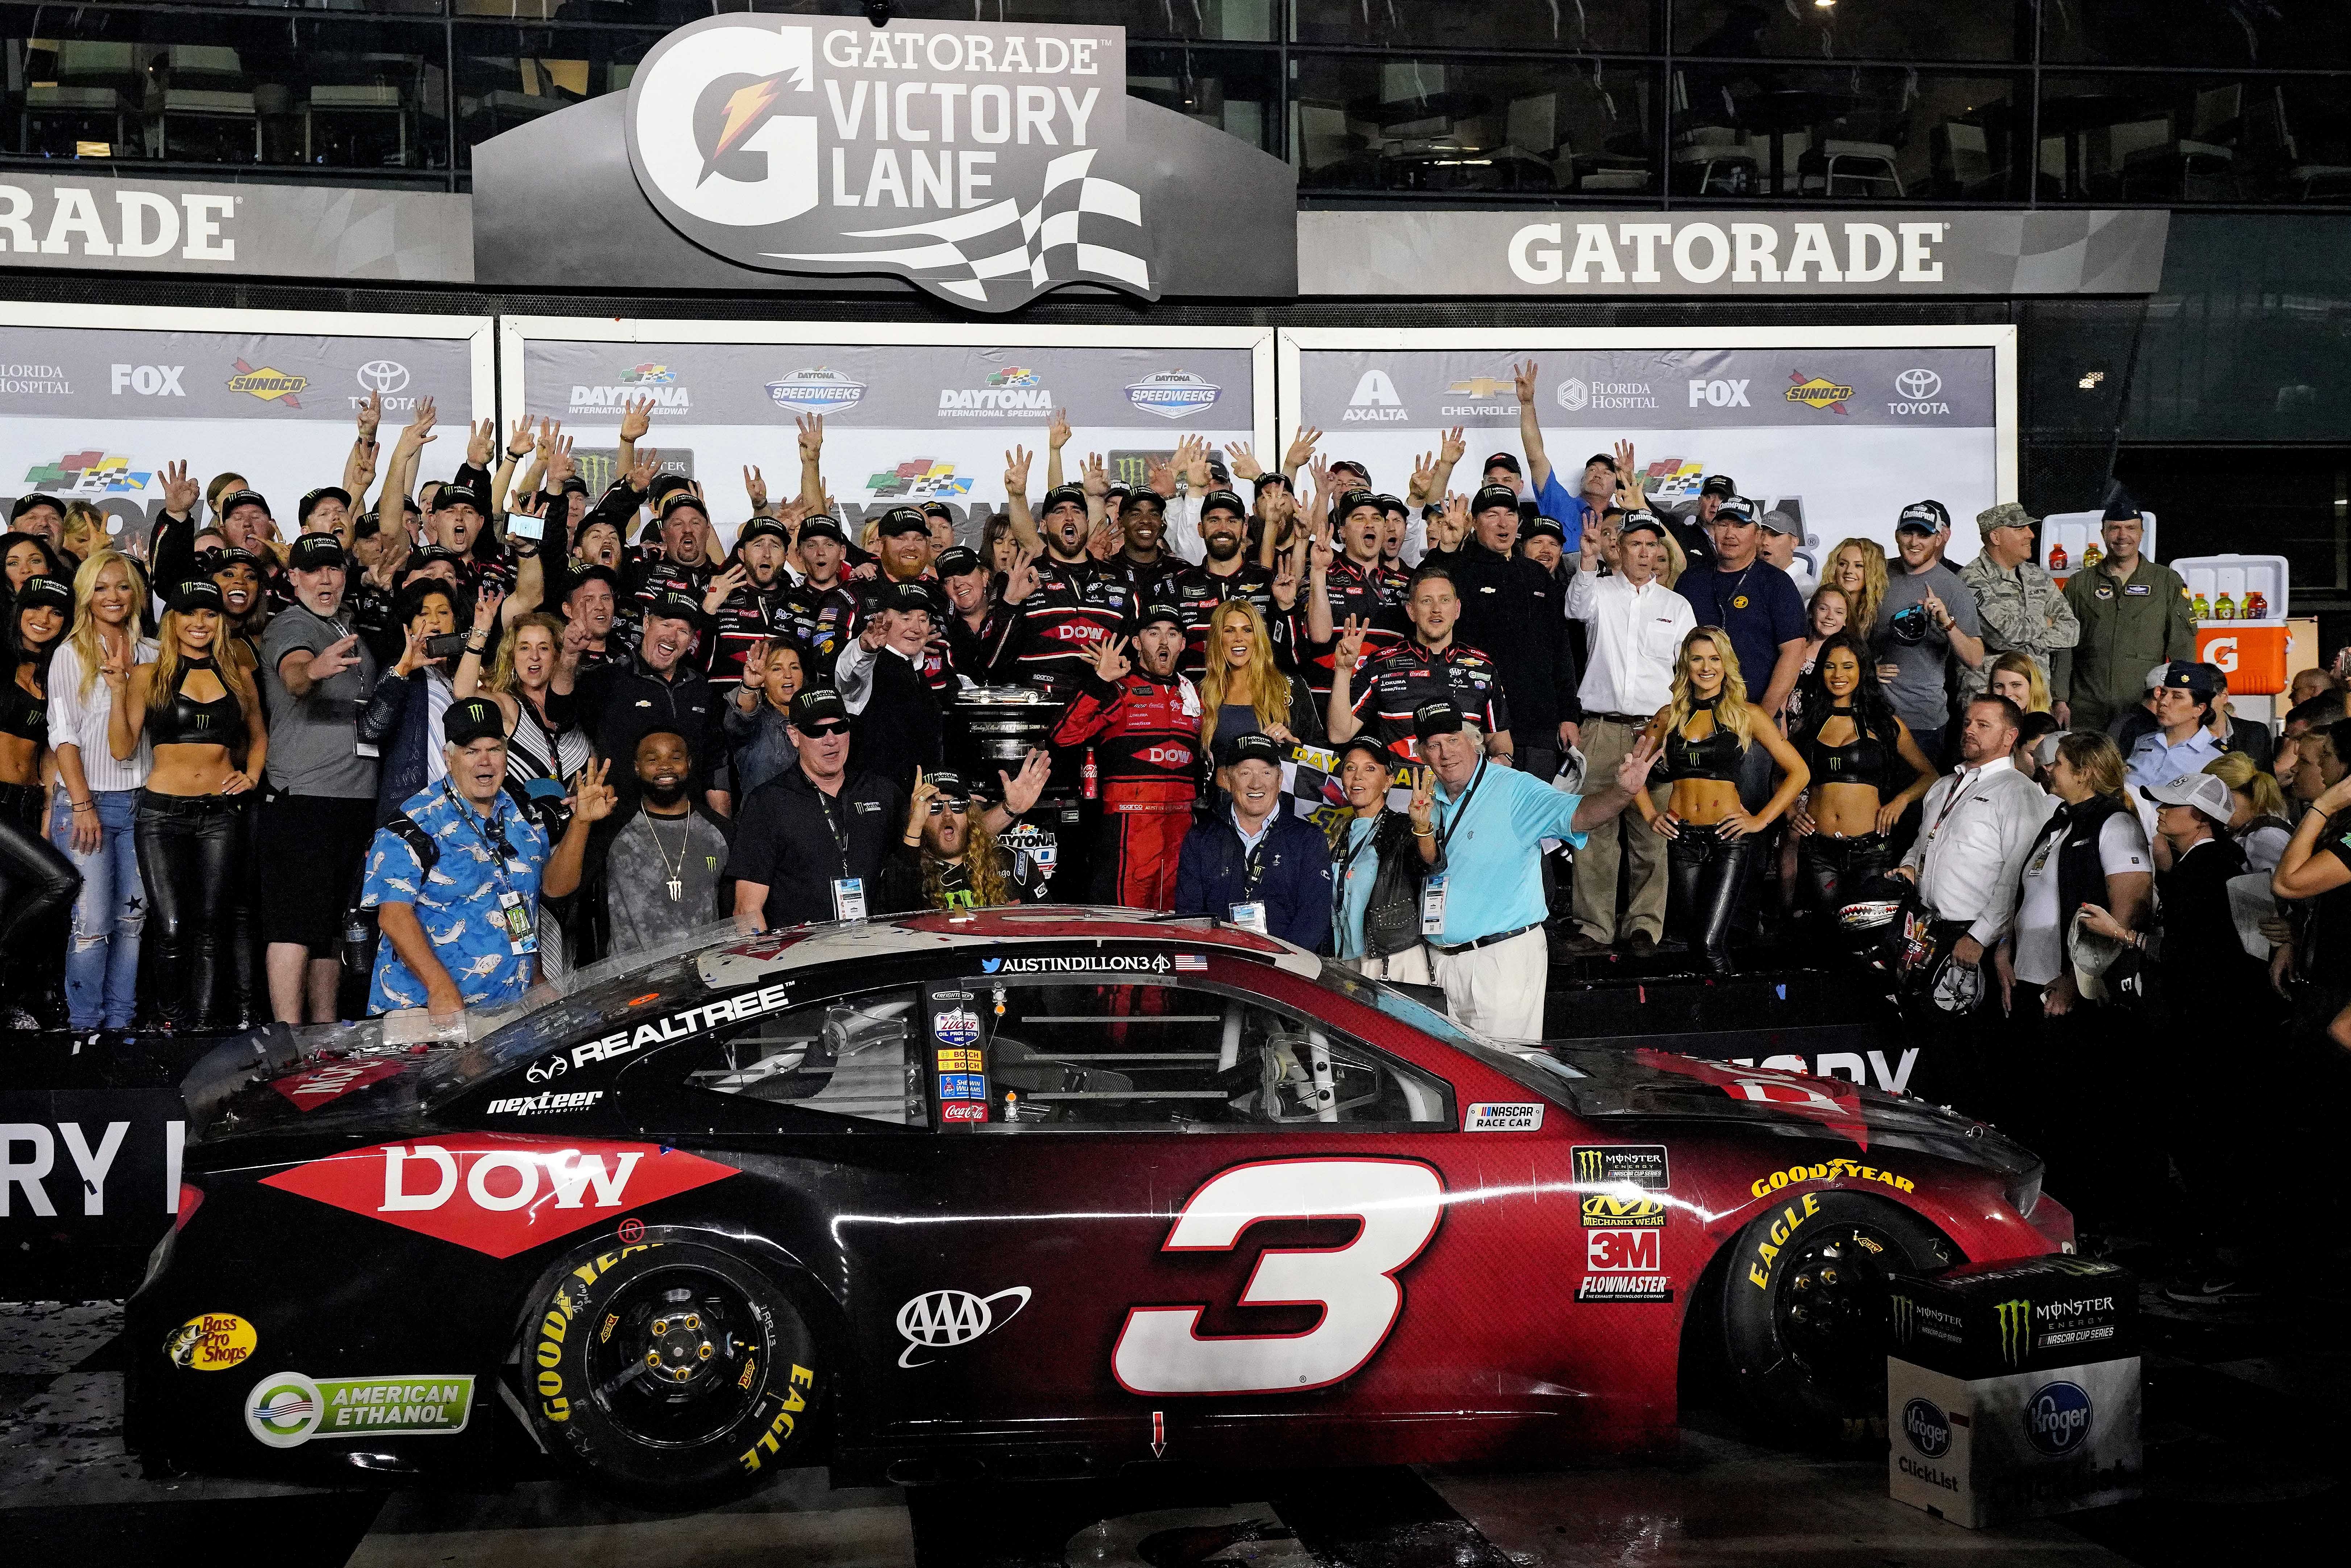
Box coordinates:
[895,1286,1031,1368]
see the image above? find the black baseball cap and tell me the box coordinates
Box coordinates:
[935,545,984,579]
[657,490,708,524]
[1413,700,1467,741]
[1330,458,1371,482]
[353,510,384,541]
[216,488,271,518]
[919,500,955,522]
[1897,499,1951,534]
[1483,452,1522,476]
[298,485,350,526]
[1335,488,1381,520]
[1374,493,1408,517]
[877,506,930,538]
[564,562,621,598]
[1471,482,1521,515]
[1219,731,1282,770]
[168,578,225,614]
[9,492,64,523]
[1713,496,1759,527]
[1699,474,1737,499]
[799,515,848,546]
[926,769,969,802]
[1123,488,1167,518]
[1138,600,1186,631]
[1619,511,1668,540]
[738,516,790,547]
[1334,735,1395,772]
[791,687,852,734]
[1039,483,1088,515]
[1584,452,1617,472]
[560,475,590,497]
[644,586,704,626]
[412,544,467,571]
[1197,488,1246,521]
[13,573,71,613]
[647,472,694,505]
[202,544,261,574]
[2102,498,2144,523]
[1523,515,1566,544]
[435,483,486,514]
[879,579,934,616]
[287,533,346,573]
[1105,483,1134,506]
[443,697,506,749]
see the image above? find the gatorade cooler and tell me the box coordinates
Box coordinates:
[2173,552,2292,696]
[1886,1256,2141,1529]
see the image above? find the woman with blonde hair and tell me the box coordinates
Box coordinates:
[1825,538,1888,646]
[46,550,151,1030]
[58,503,106,565]
[456,606,593,816]
[109,576,268,1029]
[1637,626,1809,970]
[1196,598,1319,757]
[1987,649,2052,715]
[2204,750,2292,872]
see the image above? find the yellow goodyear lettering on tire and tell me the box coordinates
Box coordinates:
[1745,1192,1821,1290]
[537,1244,656,1425]
[1748,1159,1917,1200]
[736,1363,817,1475]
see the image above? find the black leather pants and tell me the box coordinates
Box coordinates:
[1668,822,1756,972]
[134,790,243,1030]
[1798,831,1895,927]
[0,781,80,1022]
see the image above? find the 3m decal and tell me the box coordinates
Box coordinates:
[1748,1159,1915,1199]
[1586,1228,1660,1273]
[1744,1191,1822,1289]
[268,1059,403,1111]
[1462,1102,1544,1132]
[1111,1158,1444,1396]
[163,1312,255,1371]
[246,1372,472,1448]
[259,1137,737,1259]
[895,1286,1032,1369]
[1571,1144,1670,1189]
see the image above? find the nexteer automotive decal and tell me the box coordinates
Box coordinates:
[259,1137,738,1259]
[1111,1158,1444,1397]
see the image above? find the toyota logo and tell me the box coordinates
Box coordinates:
[1895,368,1942,400]
[356,360,411,395]
[526,1056,566,1084]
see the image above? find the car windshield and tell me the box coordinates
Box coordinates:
[1314,958,1591,1110]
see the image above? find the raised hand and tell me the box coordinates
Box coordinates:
[1003,444,1033,496]
[1309,516,1336,574]
[467,417,495,468]
[1333,615,1368,670]
[1088,633,1131,683]
[1047,406,1072,451]
[506,415,536,459]
[1407,449,1437,505]
[356,388,383,442]
[394,626,431,677]
[1225,441,1263,482]
[1080,451,1109,499]
[1086,517,1121,561]
[743,464,769,513]
[904,766,939,838]
[859,609,891,649]
[163,458,199,517]
[546,433,576,487]
[1002,546,1041,604]
[1616,732,1663,795]
[627,450,662,492]
[702,563,747,616]
[1512,359,1538,405]
[558,615,590,664]
[796,412,825,460]
[999,748,1051,817]
[1613,438,1637,481]
[310,633,362,683]
[97,642,133,690]
[1271,560,1299,610]
[474,585,506,630]
[619,396,653,444]
[1438,425,1467,466]
[573,757,618,824]
[1409,766,1435,834]
[1180,435,1211,490]
[397,396,437,451]
[349,441,379,494]
[1283,423,1322,473]
[1144,450,1176,498]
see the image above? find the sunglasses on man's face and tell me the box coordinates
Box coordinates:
[801,720,852,739]
[926,797,972,815]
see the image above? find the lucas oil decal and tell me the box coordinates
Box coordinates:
[933,1007,981,1047]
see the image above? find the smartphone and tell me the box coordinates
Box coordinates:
[507,512,545,542]
[424,632,472,660]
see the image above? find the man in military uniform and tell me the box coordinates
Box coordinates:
[1958,501,2078,700]
[2051,500,2195,735]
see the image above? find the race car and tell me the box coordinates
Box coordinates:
[126,909,2069,1501]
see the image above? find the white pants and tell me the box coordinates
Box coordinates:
[1346,945,1433,986]
[1431,926,1549,1041]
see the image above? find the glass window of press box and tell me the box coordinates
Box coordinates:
[0,1,2346,205]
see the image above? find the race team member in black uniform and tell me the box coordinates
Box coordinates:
[1158,488,1297,680]
[1101,488,1181,606]
[630,491,718,619]
[1303,488,1409,702]
[855,507,955,694]
[1376,494,1415,595]
[988,482,1135,700]
[702,515,794,696]
[727,689,902,929]
[1325,563,1510,761]
[1049,603,1203,911]
[779,515,863,685]
[553,585,726,818]
[1425,481,1583,783]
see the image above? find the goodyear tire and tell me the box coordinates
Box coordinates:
[1717,1190,1951,1446]
[520,1238,824,1502]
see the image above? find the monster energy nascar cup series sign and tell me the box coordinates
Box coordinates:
[625,15,1153,309]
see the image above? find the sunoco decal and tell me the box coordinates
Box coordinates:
[246,1372,473,1448]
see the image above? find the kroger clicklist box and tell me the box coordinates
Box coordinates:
[1886,1256,2141,1529]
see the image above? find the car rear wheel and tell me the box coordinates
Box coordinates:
[1717,1190,1953,1445]
[520,1238,824,1503]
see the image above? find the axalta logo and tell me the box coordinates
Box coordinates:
[111,363,184,397]
[895,1285,1031,1368]
[1344,369,1407,423]
[1784,369,1854,415]
[228,360,307,408]
[259,1137,737,1258]
[2025,1381,2093,1456]
[980,953,1171,974]
[766,367,865,414]
[1126,369,1220,419]
[24,450,149,495]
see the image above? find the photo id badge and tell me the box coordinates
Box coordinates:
[832,877,867,922]
[1228,902,1267,935]
[496,890,537,956]
[1420,877,1447,937]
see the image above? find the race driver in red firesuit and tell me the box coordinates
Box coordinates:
[1050,601,1201,910]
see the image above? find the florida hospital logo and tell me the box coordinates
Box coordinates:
[625,15,1155,310]
[1995,1296,2033,1367]
[895,1286,1031,1368]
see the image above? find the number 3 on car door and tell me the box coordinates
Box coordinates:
[1110,1159,1445,1396]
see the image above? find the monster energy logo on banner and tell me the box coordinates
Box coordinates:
[1575,1147,1605,1182]
[1570,1144,1671,1189]
[1891,1292,1915,1345]
[1995,1297,2033,1367]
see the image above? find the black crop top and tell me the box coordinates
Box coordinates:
[1,660,43,744]
[1664,700,1743,782]
[149,658,241,747]
[1802,708,1889,786]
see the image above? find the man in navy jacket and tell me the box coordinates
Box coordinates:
[1175,732,1333,952]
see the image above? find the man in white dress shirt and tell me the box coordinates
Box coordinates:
[1561,512,1695,953]
[1894,693,2056,1004]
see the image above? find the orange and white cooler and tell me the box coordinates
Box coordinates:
[2173,552,2292,696]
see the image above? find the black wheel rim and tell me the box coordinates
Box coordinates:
[1772,1222,1906,1396]
[582,1264,765,1449]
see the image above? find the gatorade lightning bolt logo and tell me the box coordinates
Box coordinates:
[1995,1297,2032,1367]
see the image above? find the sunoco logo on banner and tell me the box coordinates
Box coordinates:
[625,15,1155,311]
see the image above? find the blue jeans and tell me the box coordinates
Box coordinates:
[50,789,143,1030]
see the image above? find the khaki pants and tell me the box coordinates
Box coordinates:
[1347,946,1433,986]
[1572,715,1671,943]
[1432,926,1549,1041]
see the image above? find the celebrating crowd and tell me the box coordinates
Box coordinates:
[2,372,2347,1236]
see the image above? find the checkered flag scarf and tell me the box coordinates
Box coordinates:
[770,149,1150,305]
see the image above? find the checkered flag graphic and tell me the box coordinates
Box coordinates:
[769,149,1150,304]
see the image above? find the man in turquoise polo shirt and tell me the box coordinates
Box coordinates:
[1418,700,1662,1039]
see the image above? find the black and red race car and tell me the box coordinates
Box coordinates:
[125,909,2070,1501]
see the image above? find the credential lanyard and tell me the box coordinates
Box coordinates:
[1435,757,1489,859]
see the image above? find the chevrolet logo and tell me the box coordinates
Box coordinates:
[1446,377,1515,397]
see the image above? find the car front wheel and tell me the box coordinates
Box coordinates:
[520,1237,825,1502]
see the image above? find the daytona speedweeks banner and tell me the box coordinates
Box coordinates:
[1283,330,2011,571]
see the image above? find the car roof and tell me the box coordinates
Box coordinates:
[696,907,1321,992]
